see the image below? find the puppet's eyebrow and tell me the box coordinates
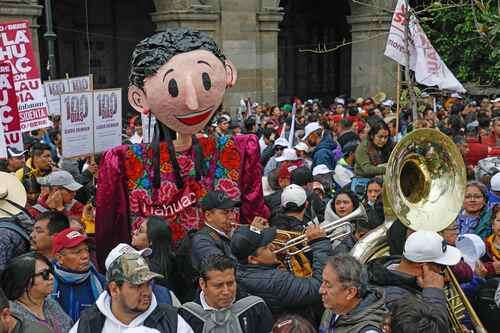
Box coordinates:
[162,69,174,82]
[197,60,213,68]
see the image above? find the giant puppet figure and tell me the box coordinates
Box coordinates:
[95,29,269,269]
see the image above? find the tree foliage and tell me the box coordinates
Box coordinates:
[419,0,500,87]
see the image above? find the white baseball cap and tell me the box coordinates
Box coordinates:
[294,142,309,152]
[105,243,152,270]
[450,93,463,99]
[456,234,485,269]
[274,137,289,148]
[312,164,332,176]
[303,122,322,140]
[491,172,500,192]
[403,231,461,266]
[281,184,307,207]
[491,97,500,103]
[276,148,299,162]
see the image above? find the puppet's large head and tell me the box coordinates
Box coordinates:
[128,29,237,134]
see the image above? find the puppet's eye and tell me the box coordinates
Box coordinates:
[202,72,211,91]
[168,79,179,97]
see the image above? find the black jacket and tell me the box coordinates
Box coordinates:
[76,303,178,333]
[235,238,332,315]
[179,290,273,333]
[270,213,307,232]
[191,226,235,272]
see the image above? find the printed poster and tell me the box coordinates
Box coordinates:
[43,78,69,116]
[61,91,94,158]
[93,88,122,153]
[0,20,50,131]
[0,62,23,150]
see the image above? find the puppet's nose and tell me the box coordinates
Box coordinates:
[184,76,199,111]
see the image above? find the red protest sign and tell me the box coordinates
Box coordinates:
[0,20,49,132]
[0,62,23,150]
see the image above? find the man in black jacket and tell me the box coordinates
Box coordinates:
[231,224,332,318]
[270,184,308,231]
[180,254,273,333]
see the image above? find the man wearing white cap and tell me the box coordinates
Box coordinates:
[0,147,26,173]
[269,184,308,231]
[263,137,289,176]
[294,142,312,168]
[368,230,461,328]
[303,122,337,171]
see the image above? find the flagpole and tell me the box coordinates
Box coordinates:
[404,0,418,122]
[396,64,401,133]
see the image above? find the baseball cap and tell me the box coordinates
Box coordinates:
[281,184,307,208]
[334,97,345,105]
[456,234,485,269]
[451,93,463,99]
[403,231,461,266]
[276,148,299,162]
[491,173,500,192]
[294,142,309,152]
[6,147,27,158]
[342,140,359,156]
[491,97,500,103]
[312,164,331,176]
[52,228,88,255]
[200,190,240,210]
[303,122,322,140]
[274,137,289,148]
[230,226,277,261]
[105,243,152,270]
[290,166,313,186]
[107,252,163,285]
[37,170,83,191]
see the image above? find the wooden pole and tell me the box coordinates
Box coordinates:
[404,0,418,122]
[396,64,401,133]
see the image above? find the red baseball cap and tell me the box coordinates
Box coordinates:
[52,228,88,255]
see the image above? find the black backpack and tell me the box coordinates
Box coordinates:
[474,277,500,331]
[172,229,200,303]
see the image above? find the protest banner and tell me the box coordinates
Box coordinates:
[0,20,50,132]
[43,78,69,115]
[384,0,465,92]
[61,91,94,158]
[93,88,122,153]
[0,122,6,159]
[0,62,23,150]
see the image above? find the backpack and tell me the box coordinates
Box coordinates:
[474,277,500,331]
[173,229,199,303]
[181,295,264,333]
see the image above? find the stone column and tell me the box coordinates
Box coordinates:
[0,0,43,68]
[256,7,283,105]
[348,1,397,98]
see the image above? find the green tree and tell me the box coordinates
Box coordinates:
[419,0,500,87]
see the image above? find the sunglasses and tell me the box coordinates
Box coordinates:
[33,269,52,281]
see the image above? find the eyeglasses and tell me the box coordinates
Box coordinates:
[33,269,52,281]
[464,194,483,199]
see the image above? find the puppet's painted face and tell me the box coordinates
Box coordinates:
[130,50,236,134]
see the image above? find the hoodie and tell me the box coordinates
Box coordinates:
[312,132,337,170]
[69,292,193,333]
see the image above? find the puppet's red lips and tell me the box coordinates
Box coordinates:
[175,108,213,126]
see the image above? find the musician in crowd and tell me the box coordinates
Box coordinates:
[319,254,388,333]
[179,254,273,333]
[290,166,326,223]
[270,184,309,231]
[231,224,332,318]
[367,230,461,329]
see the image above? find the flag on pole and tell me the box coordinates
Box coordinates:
[287,103,296,148]
[384,0,466,93]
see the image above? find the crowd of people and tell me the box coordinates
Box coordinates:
[0,91,499,333]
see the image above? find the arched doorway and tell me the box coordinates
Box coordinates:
[278,0,351,105]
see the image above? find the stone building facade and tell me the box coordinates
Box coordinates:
[0,0,397,113]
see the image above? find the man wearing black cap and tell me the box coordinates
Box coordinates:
[0,147,26,173]
[191,190,239,273]
[231,224,332,318]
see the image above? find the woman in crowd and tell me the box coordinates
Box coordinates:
[324,189,360,222]
[483,204,500,277]
[354,120,393,178]
[364,177,385,228]
[132,216,176,289]
[455,181,492,239]
[0,252,73,333]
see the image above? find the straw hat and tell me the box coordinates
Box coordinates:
[0,172,27,218]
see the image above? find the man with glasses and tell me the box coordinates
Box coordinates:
[51,228,106,322]
[367,230,462,330]
[70,249,193,332]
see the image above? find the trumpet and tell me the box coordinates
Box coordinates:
[273,205,366,256]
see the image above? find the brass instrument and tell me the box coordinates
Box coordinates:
[350,128,487,333]
[273,229,313,278]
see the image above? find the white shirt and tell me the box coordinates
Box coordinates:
[69,292,193,333]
